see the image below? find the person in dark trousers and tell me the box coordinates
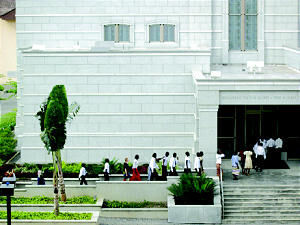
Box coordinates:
[37,164,45,185]
[161,152,169,180]
[184,151,191,173]
[194,152,201,176]
[199,151,204,174]
[123,158,131,181]
[169,153,178,176]
[79,163,88,185]
[104,158,110,181]
[256,143,266,172]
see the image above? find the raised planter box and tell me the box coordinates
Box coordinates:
[168,178,221,224]
[96,181,167,201]
[0,211,99,225]
[0,199,102,212]
[99,199,167,219]
[14,185,97,198]
[30,178,99,186]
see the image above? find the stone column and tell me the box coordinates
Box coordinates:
[197,91,219,170]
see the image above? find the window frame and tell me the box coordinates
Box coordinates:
[149,24,175,43]
[229,0,258,51]
[104,24,130,43]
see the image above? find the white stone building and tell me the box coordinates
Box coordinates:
[16,0,300,168]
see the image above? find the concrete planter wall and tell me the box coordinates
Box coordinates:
[99,198,167,219]
[168,179,221,224]
[15,185,96,198]
[96,181,167,201]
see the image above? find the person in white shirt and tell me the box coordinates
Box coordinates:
[79,163,88,185]
[148,153,159,181]
[216,149,225,179]
[130,154,141,181]
[194,152,201,176]
[103,159,110,181]
[161,152,169,180]
[199,151,204,174]
[256,143,266,172]
[275,138,283,150]
[169,153,178,176]
[184,152,191,174]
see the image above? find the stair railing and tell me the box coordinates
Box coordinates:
[220,166,225,220]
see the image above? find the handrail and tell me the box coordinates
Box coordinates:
[220,166,225,220]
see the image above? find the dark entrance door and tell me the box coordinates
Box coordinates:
[218,105,300,159]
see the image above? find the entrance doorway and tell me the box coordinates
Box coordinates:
[218,105,300,159]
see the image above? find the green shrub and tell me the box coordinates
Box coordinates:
[4,81,17,96]
[0,211,92,220]
[0,111,17,163]
[0,196,96,205]
[0,85,4,91]
[168,173,216,205]
[102,200,167,208]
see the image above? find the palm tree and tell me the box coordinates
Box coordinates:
[36,85,80,215]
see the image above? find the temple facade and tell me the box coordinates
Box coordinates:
[16,0,300,168]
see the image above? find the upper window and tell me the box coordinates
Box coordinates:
[229,0,257,51]
[149,24,175,42]
[104,24,130,42]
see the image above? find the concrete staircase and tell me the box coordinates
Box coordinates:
[223,184,300,224]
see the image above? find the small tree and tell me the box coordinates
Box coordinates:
[36,85,80,215]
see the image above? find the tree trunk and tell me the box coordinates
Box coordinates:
[56,151,66,202]
[52,153,59,215]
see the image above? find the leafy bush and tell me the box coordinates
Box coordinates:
[0,111,17,164]
[0,85,4,91]
[168,173,216,205]
[102,200,167,208]
[0,196,96,205]
[0,211,92,220]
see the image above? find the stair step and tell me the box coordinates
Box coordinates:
[224,194,300,198]
[224,189,300,193]
[225,202,300,207]
[224,197,300,201]
[225,210,300,213]
[225,212,300,216]
[224,215,300,219]
[222,218,300,224]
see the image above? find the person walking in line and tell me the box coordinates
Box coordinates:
[199,151,204,173]
[79,163,88,185]
[161,152,169,181]
[104,158,110,181]
[184,151,191,173]
[239,149,245,174]
[37,165,45,185]
[231,152,240,180]
[130,154,141,181]
[216,149,225,179]
[123,158,131,181]
[194,152,201,176]
[148,153,159,181]
[169,153,178,176]
[244,149,253,176]
[256,143,266,172]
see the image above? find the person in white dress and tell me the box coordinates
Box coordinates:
[244,150,253,175]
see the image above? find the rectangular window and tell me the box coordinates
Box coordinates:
[104,24,130,42]
[149,24,161,42]
[229,0,257,51]
[104,25,115,42]
[149,24,175,42]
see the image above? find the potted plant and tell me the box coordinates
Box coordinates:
[167,173,221,224]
